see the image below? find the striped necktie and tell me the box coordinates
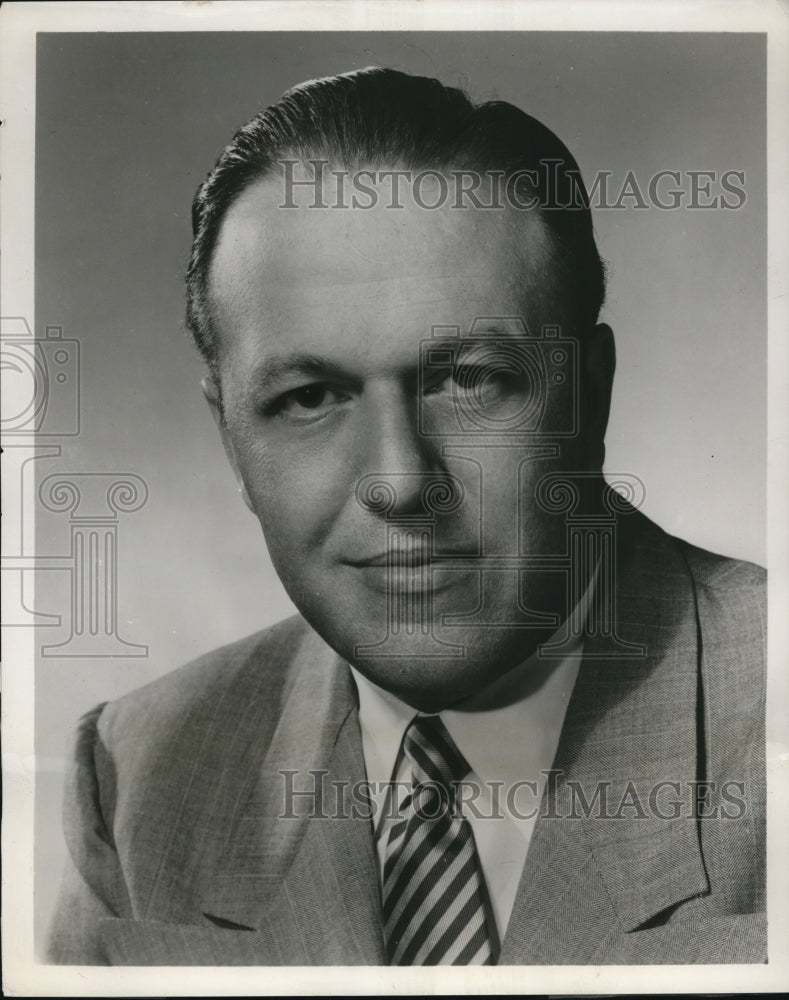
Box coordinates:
[382,714,499,965]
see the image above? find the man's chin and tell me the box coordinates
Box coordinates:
[303,606,551,709]
[347,651,526,712]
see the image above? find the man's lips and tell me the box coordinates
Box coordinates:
[342,548,480,595]
[345,548,476,567]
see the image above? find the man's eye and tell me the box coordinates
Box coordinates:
[289,385,330,409]
[423,366,511,396]
[272,383,348,421]
[423,371,452,396]
[453,364,484,390]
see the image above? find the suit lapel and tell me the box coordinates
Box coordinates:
[201,625,384,964]
[501,511,709,963]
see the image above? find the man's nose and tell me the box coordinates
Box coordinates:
[355,387,446,516]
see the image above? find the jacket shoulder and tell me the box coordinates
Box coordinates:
[673,537,765,673]
[675,537,766,595]
[54,614,318,938]
[96,614,310,764]
[673,535,765,777]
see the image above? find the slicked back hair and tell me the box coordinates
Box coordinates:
[186,67,605,381]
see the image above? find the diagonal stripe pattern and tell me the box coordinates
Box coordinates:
[383,714,498,965]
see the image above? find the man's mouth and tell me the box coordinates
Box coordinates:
[346,544,479,567]
[350,549,432,568]
[344,547,478,594]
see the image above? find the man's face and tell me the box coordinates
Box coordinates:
[207,172,612,710]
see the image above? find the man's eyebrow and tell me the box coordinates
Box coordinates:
[246,353,354,394]
[429,319,535,343]
[465,319,533,337]
[425,324,534,355]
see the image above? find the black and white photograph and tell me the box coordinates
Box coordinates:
[2,1,788,994]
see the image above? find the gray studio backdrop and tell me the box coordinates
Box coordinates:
[33,31,766,949]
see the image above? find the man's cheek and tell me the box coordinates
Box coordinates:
[254,485,334,557]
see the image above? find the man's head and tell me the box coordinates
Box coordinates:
[186,68,615,710]
[187,68,606,386]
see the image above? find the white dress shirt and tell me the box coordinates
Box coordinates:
[349,617,586,940]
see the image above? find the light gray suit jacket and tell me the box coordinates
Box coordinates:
[47,510,766,965]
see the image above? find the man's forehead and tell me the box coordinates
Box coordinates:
[206,172,568,382]
[210,171,550,291]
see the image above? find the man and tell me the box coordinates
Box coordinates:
[47,68,766,965]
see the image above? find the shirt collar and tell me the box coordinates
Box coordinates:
[351,638,581,797]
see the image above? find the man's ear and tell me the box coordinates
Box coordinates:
[581,323,616,470]
[201,376,255,513]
